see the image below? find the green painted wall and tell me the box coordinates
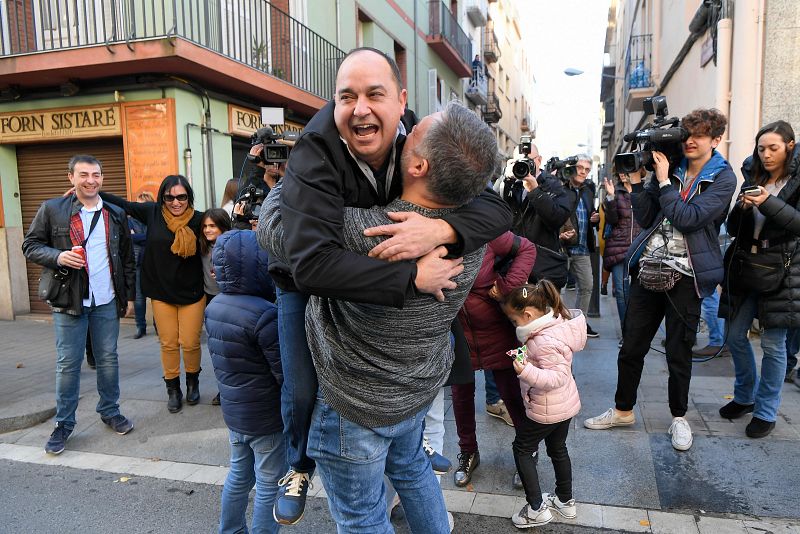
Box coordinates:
[304,0,468,116]
[0,145,20,227]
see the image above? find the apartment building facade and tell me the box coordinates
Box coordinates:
[601,0,800,180]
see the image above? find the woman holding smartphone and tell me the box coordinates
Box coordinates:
[720,120,800,438]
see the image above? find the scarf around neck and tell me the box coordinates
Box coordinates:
[161,205,197,258]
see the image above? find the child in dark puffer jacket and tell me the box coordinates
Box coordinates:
[205,229,285,534]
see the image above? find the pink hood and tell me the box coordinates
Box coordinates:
[515,310,586,424]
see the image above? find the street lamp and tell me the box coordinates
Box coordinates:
[563,68,625,80]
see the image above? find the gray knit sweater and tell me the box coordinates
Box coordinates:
[306,199,484,428]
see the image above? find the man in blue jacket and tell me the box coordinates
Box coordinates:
[584,108,737,452]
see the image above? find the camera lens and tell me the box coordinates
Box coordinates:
[512,159,534,179]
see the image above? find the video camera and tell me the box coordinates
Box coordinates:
[235,126,299,222]
[545,155,579,181]
[614,96,688,173]
[510,135,537,179]
[246,126,299,166]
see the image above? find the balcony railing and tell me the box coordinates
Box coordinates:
[428,1,471,69]
[482,27,500,63]
[483,92,501,124]
[625,34,653,90]
[465,71,488,106]
[0,0,345,100]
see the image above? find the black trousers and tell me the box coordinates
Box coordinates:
[615,274,701,417]
[512,417,572,508]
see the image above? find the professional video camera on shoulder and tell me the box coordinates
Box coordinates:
[614,96,688,174]
[510,134,537,179]
[247,126,299,166]
[545,155,579,181]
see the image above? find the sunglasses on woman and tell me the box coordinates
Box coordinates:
[164,194,189,202]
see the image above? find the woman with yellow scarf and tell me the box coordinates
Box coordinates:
[101,175,205,413]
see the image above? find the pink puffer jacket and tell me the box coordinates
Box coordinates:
[516,311,586,424]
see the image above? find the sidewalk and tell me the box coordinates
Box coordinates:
[1,294,799,533]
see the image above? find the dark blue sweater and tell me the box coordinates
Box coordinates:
[205,230,281,436]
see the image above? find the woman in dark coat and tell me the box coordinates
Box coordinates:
[719,120,800,438]
[601,168,643,337]
[101,176,205,413]
[452,231,536,488]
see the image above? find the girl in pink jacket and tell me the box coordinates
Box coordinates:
[501,280,586,529]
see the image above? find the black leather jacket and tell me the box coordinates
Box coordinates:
[22,195,135,317]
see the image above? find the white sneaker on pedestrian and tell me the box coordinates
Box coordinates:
[583,407,635,430]
[447,511,454,532]
[668,417,693,451]
[512,502,553,528]
[542,492,577,519]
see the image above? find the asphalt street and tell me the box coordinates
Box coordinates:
[0,460,639,534]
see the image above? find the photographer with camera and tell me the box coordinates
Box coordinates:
[584,107,736,452]
[564,155,600,338]
[494,139,575,290]
[232,129,292,230]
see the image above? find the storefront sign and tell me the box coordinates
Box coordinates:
[0,104,121,143]
[121,99,178,201]
[228,104,303,139]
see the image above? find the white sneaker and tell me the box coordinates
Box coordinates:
[542,492,577,519]
[447,511,454,532]
[512,502,553,528]
[668,417,693,451]
[583,407,635,430]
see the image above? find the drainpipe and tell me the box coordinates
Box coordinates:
[714,3,733,159]
[727,0,763,184]
[200,109,215,209]
[651,0,661,84]
[754,0,765,129]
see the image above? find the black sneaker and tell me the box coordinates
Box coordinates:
[586,324,599,338]
[101,414,134,435]
[718,400,754,420]
[745,416,775,438]
[453,451,480,487]
[45,423,73,455]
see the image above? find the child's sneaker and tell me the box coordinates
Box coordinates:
[542,492,577,519]
[511,502,552,529]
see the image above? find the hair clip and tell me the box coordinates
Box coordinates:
[522,287,528,298]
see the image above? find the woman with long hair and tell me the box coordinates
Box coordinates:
[199,208,232,303]
[220,179,239,218]
[719,120,800,438]
[101,176,205,413]
[601,167,643,345]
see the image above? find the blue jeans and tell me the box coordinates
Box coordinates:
[484,370,500,405]
[785,328,800,374]
[610,262,629,329]
[726,294,787,422]
[701,290,725,346]
[52,301,121,428]
[220,431,286,534]
[275,288,317,474]
[133,265,146,331]
[308,398,449,534]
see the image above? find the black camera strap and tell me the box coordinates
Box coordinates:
[82,209,102,249]
[80,209,102,299]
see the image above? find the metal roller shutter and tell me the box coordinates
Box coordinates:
[18,141,127,314]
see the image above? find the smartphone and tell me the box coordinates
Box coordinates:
[742,186,761,196]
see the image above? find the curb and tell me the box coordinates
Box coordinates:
[0,393,58,434]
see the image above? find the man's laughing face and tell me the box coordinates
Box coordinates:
[334,50,408,170]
